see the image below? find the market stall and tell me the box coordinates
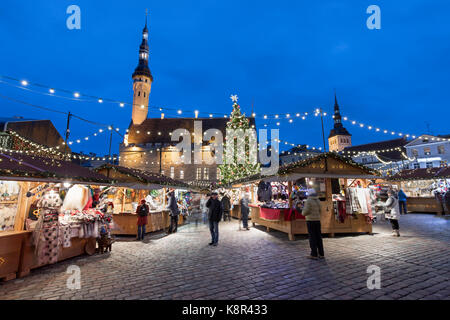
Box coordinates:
[232,153,381,240]
[0,153,113,281]
[94,164,191,235]
[389,167,450,215]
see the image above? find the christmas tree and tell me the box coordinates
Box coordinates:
[218,95,260,185]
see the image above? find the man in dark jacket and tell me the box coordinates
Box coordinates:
[167,190,179,234]
[221,193,231,222]
[206,192,222,246]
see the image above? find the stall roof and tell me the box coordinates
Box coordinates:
[94,164,191,190]
[230,153,381,186]
[0,152,111,184]
[388,167,450,181]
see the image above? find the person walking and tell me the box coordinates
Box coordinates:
[398,189,408,215]
[206,192,223,246]
[221,193,231,222]
[385,189,401,237]
[301,189,324,260]
[167,190,180,234]
[189,193,202,227]
[240,193,250,230]
[136,199,149,241]
[201,194,209,225]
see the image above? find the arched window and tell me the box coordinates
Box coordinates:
[138,91,141,97]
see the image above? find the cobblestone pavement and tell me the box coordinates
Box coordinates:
[1,214,449,300]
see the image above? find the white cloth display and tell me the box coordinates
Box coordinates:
[62,185,89,211]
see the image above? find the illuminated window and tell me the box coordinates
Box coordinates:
[438,145,445,154]
[161,170,165,175]
[180,170,184,179]
[203,168,209,180]
[170,167,174,178]
[412,149,418,157]
[424,147,431,156]
[196,168,202,180]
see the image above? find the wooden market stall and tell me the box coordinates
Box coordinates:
[232,153,381,240]
[388,167,450,215]
[0,153,113,281]
[94,164,191,236]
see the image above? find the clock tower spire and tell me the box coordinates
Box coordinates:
[131,11,153,125]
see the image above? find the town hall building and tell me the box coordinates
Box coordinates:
[119,21,255,186]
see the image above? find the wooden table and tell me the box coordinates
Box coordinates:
[18,231,96,278]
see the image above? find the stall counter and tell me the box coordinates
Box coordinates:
[0,231,28,281]
[111,210,184,235]
[406,197,444,214]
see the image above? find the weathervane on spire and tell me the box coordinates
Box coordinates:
[230,94,238,103]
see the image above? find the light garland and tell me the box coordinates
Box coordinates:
[3,130,121,162]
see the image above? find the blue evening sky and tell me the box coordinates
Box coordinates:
[0,0,449,155]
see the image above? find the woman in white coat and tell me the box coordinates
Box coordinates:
[384,189,401,237]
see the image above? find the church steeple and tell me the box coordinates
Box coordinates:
[333,93,343,126]
[328,93,352,152]
[131,15,153,125]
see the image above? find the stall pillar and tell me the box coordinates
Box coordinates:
[288,181,293,209]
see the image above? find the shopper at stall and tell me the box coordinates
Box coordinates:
[398,189,408,215]
[221,193,232,222]
[240,193,250,230]
[301,189,324,260]
[167,190,180,234]
[136,199,149,241]
[385,189,401,237]
[206,192,223,246]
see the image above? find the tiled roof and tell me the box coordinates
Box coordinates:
[94,164,190,188]
[0,153,110,183]
[388,167,449,180]
[126,117,256,145]
[343,137,408,161]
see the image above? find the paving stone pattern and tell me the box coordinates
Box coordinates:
[0,214,449,300]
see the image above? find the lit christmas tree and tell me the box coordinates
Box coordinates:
[218,95,260,185]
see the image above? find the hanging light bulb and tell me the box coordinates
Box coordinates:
[119,102,125,107]
[74,92,80,98]
[21,80,28,86]
[49,88,55,94]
